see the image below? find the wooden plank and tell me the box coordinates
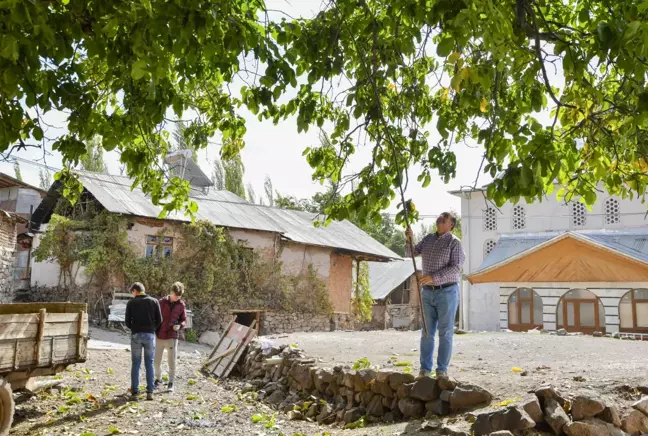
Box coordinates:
[0,303,87,315]
[203,348,238,369]
[0,313,39,324]
[34,309,46,363]
[0,322,39,340]
[206,338,235,374]
[207,315,236,361]
[43,322,79,337]
[76,311,85,359]
[215,320,256,378]
[221,322,257,378]
[45,313,80,323]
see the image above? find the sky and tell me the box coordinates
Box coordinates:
[1,0,491,229]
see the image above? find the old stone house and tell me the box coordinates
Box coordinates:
[0,173,47,300]
[367,257,422,330]
[453,182,648,337]
[29,171,400,334]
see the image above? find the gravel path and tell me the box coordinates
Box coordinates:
[9,328,648,436]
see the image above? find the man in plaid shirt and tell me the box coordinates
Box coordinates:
[406,212,465,378]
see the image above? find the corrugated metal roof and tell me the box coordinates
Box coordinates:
[368,257,422,300]
[76,173,401,260]
[476,229,648,274]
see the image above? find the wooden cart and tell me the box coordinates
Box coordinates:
[0,303,88,436]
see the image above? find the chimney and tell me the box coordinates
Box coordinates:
[164,151,213,191]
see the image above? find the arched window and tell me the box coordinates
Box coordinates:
[619,289,648,332]
[484,239,496,258]
[484,207,497,232]
[556,289,605,334]
[508,288,543,331]
[512,205,526,230]
[571,202,587,228]
[605,198,620,225]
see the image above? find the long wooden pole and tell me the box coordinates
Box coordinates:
[406,227,429,337]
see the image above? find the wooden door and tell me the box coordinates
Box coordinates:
[561,299,604,334]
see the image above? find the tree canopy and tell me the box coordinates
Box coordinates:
[3,0,648,223]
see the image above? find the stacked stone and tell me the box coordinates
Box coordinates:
[472,385,648,435]
[240,342,493,426]
[261,312,357,335]
[0,247,15,303]
[262,313,330,335]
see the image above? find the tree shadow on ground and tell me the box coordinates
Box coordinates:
[24,394,134,433]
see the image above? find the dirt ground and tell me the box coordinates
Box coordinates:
[10,328,648,436]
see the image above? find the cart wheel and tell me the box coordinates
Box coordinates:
[0,377,13,436]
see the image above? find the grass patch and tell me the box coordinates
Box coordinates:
[352,357,371,370]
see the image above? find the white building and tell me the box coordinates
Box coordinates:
[452,186,648,336]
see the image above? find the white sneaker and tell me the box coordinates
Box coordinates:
[418,370,431,378]
[436,370,448,378]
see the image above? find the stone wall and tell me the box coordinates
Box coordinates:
[261,311,356,335]
[0,214,17,303]
[238,341,494,430]
[237,342,647,435]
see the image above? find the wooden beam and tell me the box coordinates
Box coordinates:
[0,303,87,315]
[76,310,85,359]
[34,309,46,364]
[202,347,237,369]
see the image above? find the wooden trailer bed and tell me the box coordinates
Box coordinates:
[0,302,88,436]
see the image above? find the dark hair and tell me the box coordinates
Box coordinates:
[171,281,185,297]
[130,282,145,294]
[441,212,457,230]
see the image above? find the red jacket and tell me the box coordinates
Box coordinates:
[156,296,187,340]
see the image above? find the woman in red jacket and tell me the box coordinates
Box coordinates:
[154,282,187,393]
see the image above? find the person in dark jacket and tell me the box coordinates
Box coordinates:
[125,282,162,400]
[154,281,187,393]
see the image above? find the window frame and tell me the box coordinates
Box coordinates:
[145,235,174,259]
[484,239,496,259]
[604,197,621,227]
[483,207,497,232]
[619,289,648,333]
[507,288,543,332]
[511,204,526,230]
[570,202,587,228]
[556,289,606,334]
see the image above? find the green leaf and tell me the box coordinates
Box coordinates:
[436,37,454,57]
[625,21,641,40]
[1,36,18,61]
[131,60,147,80]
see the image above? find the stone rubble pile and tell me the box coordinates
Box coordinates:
[240,341,492,428]
[239,341,648,435]
[472,386,648,436]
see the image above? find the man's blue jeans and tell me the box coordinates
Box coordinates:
[131,332,156,394]
[420,283,459,373]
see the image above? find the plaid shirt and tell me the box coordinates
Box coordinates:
[414,232,465,286]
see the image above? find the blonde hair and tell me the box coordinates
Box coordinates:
[171,281,185,297]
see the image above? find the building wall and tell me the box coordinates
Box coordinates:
[31,217,354,314]
[328,253,352,313]
[281,241,331,279]
[458,189,648,331]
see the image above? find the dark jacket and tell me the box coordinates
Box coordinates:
[156,296,187,340]
[125,293,162,334]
